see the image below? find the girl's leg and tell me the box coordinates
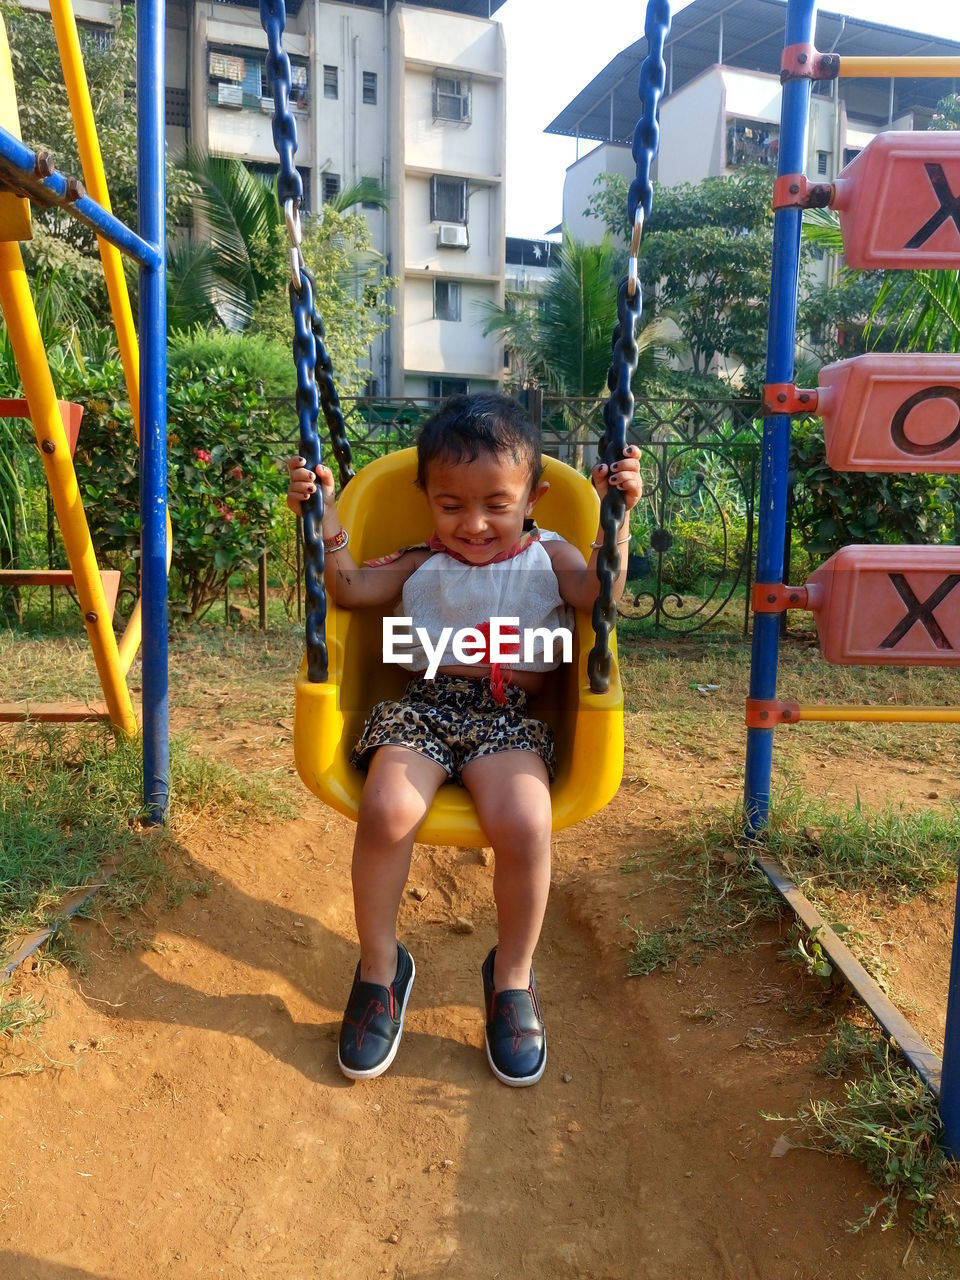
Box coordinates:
[460,751,552,990]
[353,744,448,985]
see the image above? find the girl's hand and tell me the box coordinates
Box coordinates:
[286,457,336,517]
[591,445,643,511]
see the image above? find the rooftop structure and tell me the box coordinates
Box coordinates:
[547,0,960,145]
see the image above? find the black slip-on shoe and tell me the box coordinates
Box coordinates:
[337,942,415,1080]
[481,946,547,1087]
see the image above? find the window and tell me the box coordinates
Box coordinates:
[208,46,307,110]
[247,162,311,213]
[363,72,377,105]
[323,172,341,204]
[430,176,467,224]
[433,281,461,323]
[166,86,188,129]
[817,151,830,176]
[79,23,114,54]
[429,377,468,398]
[726,118,778,168]
[432,73,471,124]
[843,147,861,169]
[324,65,338,99]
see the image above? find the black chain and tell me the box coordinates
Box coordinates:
[261,0,355,681]
[588,0,671,693]
[628,0,672,228]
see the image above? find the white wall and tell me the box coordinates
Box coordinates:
[404,277,501,380]
[658,66,725,186]
[721,67,782,124]
[404,175,498,276]
[400,6,503,72]
[404,70,502,175]
[562,142,635,244]
[314,3,388,205]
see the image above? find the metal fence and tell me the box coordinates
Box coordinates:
[3,393,766,637]
[284,393,765,637]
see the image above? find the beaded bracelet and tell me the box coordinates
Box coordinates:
[322,527,349,554]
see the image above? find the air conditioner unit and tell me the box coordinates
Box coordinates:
[437,223,469,249]
[217,82,243,108]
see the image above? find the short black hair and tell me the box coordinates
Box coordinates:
[415,394,543,491]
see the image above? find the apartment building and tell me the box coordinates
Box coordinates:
[25,0,507,398]
[547,0,960,246]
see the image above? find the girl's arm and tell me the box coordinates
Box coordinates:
[546,446,643,613]
[286,458,428,607]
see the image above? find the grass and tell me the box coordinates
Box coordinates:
[0,989,49,1041]
[623,830,781,976]
[0,723,293,965]
[770,1019,960,1240]
[625,789,960,981]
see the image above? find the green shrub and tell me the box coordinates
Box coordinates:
[168,328,296,398]
[790,417,955,555]
[70,360,288,619]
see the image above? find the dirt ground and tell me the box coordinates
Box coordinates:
[2,710,959,1279]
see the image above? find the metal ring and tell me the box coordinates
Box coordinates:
[284,198,302,249]
[291,245,303,294]
[627,207,644,299]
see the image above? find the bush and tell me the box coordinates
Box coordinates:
[168,328,295,399]
[70,360,289,620]
[790,417,956,555]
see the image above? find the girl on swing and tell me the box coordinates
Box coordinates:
[286,393,641,1086]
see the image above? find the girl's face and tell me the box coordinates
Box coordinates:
[424,451,548,564]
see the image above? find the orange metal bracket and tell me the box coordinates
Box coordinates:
[762,382,819,415]
[745,698,801,727]
[772,173,834,211]
[780,43,839,82]
[0,397,82,456]
[751,583,811,614]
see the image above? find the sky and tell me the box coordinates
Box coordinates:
[496,0,960,239]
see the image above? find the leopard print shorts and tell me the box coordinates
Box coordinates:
[350,675,556,783]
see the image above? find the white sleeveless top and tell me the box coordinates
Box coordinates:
[399,530,574,673]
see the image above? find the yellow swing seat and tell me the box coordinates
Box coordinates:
[293,448,625,845]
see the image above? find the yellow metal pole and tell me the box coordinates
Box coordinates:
[0,241,137,734]
[48,0,173,677]
[797,704,960,724]
[837,56,960,80]
[48,0,139,430]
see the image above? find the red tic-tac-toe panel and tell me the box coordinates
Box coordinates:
[819,354,960,472]
[808,546,960,666]
[833,133,960,270]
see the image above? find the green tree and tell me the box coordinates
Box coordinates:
[70,359,290,621]
[587,169,775,384]
[251,204,394,400]
[802,207,960,356]
[478,227,671,467]
[478,226,669,397]
[170,151,287,332]
[932,92,960,130]
[6,6,196,305]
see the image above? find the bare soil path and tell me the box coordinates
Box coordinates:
[2,718,958,1279]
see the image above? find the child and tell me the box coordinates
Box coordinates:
[286,394,641,1086]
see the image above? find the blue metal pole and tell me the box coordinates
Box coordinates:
[137,0,168,822]
[743,0,816,834]
[0,128,162,269]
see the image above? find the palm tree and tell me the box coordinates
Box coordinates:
[479,227,671,465]
[803,208,960,353]
[167,158,392,333]
[168,151,286,332]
